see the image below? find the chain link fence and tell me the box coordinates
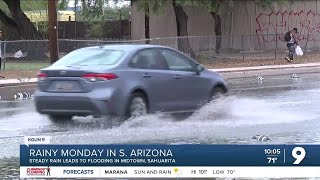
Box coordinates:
[0,33,320,78]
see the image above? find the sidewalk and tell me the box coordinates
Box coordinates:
[0,78,37,86]
[213,62,320,72]
[210,62,320,79]
[0,62,319,85]
[0,78,37,100]
[0,62,318,100]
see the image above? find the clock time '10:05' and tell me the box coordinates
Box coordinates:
[264,149,281,155]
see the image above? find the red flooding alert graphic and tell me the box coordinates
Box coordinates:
[26,167,50,176]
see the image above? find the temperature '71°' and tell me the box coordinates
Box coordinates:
[267,157,277,164]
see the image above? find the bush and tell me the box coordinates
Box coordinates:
[85,22,104,39]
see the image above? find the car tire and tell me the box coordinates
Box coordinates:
[48,114,73,122]
[127,93,148,119]
[210,86,226,101]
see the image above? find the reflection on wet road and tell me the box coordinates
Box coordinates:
[1,73,320,179]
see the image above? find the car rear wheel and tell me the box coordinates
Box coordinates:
[210,86,226,101]
[127,93,148,118]
[48,114,73,122]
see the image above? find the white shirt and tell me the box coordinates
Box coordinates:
[288,34,294,43]
[287,32,297,44]
[0,40,2,58]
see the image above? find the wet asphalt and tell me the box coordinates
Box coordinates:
[1,73,320,179]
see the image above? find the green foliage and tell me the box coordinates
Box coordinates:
[255,0,287,10]
[137,0,149,15]
[80,0,117,19]
[0,1,9,15]
[135,0,225,15]
[104,5,130,20]
[0,0,73,16]
[176,0,287,14]
[137,0,167,16]
[79,0,129,20]
[76,4,130,22]
[0,0,49,12]
[136,0,289,15]
[20,0,50,37]
[85,22,105,38]
[176,0,222,13]
[59,0,69,10]
[81,0,105,19]
[2,0,66,12]
[21,0,48,11]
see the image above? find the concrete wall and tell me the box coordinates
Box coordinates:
[131,0,320,52]
[131,0,145,41]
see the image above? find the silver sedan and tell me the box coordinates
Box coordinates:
[34,44,228,122]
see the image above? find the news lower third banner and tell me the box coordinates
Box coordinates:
[20,144,320,178]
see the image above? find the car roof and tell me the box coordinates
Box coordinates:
[81,44,174,52]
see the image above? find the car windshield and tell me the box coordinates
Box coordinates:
[52,48,125,67]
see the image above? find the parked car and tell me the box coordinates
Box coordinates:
[34,44,228,122]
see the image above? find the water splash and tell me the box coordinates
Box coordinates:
[1,88,320,159]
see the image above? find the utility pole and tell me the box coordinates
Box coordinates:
[48,0,59,64]
[74,0,78,39]
[119,9,122,39]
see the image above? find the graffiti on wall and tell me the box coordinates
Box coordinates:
[256,10,320,45]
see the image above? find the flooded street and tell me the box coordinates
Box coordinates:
[1,73,320,179]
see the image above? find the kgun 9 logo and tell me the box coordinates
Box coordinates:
[292,147,306,165]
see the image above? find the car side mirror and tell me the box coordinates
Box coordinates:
[195,64,204,75]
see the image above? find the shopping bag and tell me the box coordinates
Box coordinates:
[295,46,303,56]
[14,50,23,58]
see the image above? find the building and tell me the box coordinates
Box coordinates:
[130,0,320,52]
[24,10,76,22]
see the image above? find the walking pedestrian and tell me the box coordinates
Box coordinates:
[284,28,299,62]
[0,30,3,70]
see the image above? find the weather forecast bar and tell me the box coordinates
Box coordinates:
[20,144,320,166]
[20,144,320,178]
[20,166,320,178]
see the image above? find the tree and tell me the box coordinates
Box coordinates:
[137,0,196,58]
[195,0,223,54]
[183,0,286,53]
[172,0,195,58]
[0,0,71,39]
[59,0,69,10]
[81,0,106,19]
[102,5,131,20]
[79,2,131,39]
[0,0,72,60]
[136,0,287,57]
[255,0,286,9]
[0,0,42,39]
[136,0,150,43]
[80,0,125,19]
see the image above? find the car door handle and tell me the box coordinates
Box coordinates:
[142,73,151,78]
[173,75,182,79]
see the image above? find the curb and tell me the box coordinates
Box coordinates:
[0,78,38,87]
[209,63,320,79]
[212,62,320,72]
[0,63,317,100]
[0,84,36,100]
[0,63,319,86]
[0,78,37,100]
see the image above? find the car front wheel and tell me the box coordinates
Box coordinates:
[210,86,226,101]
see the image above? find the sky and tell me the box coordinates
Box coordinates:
[68,0,130,8]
